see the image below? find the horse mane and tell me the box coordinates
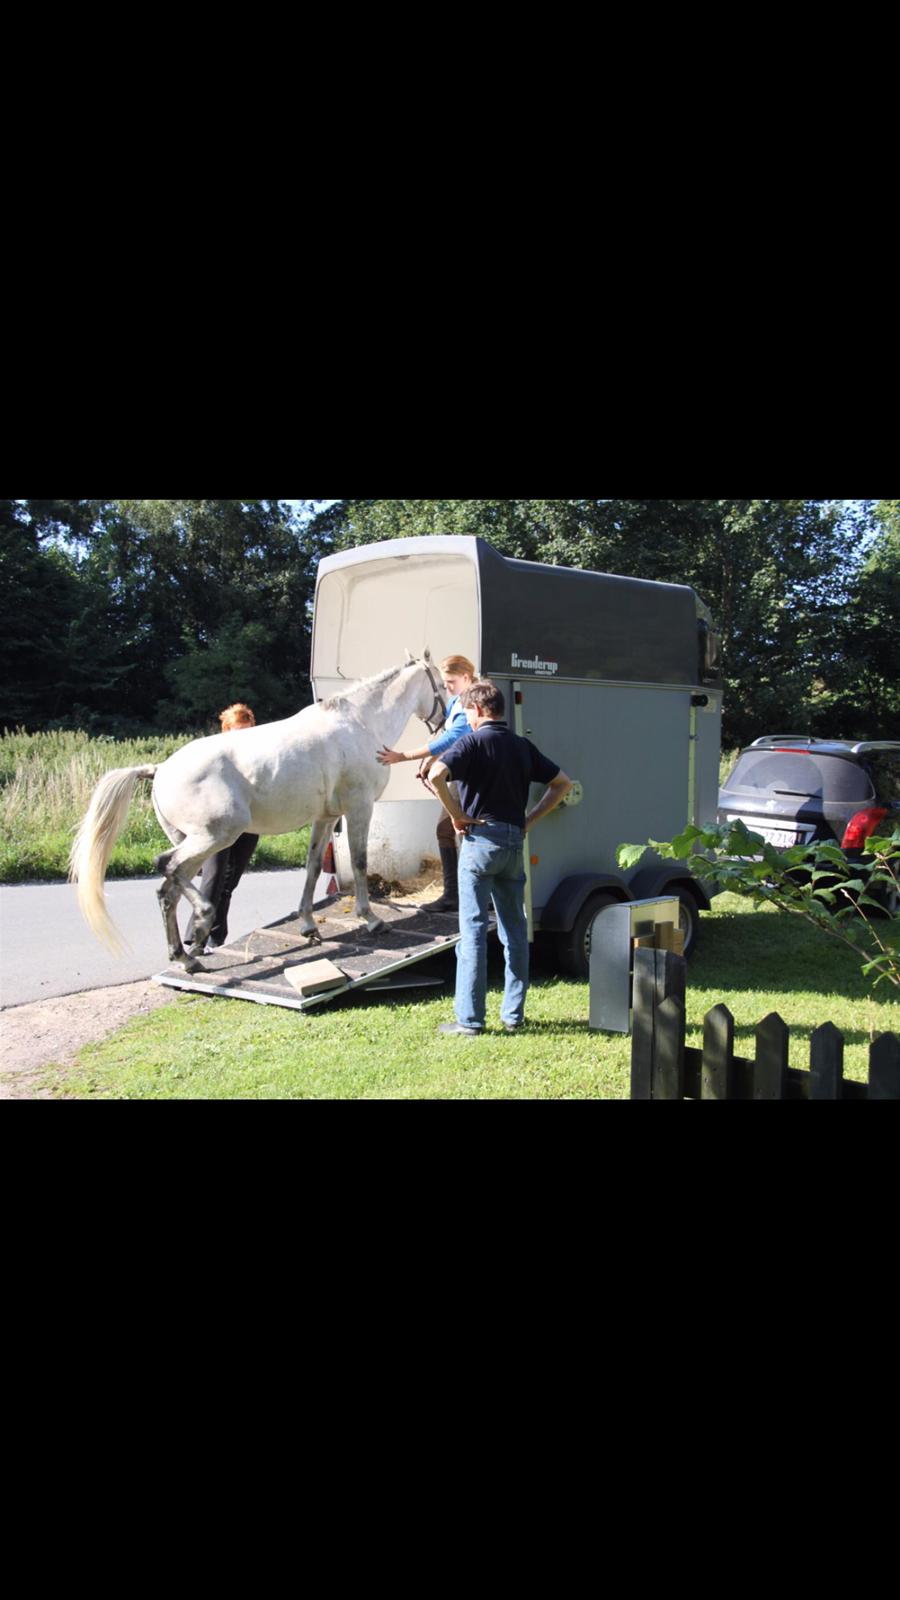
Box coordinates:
[320,662,409,713]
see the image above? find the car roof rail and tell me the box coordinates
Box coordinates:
[849,740,900,753]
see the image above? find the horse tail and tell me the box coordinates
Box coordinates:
[69,765,157,953]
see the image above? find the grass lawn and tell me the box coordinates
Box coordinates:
[44,892,899,1099]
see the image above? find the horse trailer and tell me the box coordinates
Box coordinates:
[312,536,723,976]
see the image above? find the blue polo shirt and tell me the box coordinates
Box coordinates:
[441,720,560,828]
[427,694,470,758]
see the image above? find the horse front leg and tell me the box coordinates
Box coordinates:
[344,805,384,936]
[297,817,338,941]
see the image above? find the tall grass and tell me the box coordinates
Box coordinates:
[1,729,739,885]
[0,729,309,882]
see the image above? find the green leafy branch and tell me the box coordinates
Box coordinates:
[617,821,900,992]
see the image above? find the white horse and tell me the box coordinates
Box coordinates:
[70,654,446,972]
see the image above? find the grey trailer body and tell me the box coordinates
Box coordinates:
[312,536,723,974]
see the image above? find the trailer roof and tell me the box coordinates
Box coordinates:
[316,536,715,686]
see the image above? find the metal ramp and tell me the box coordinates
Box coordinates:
[152,893,463,1012]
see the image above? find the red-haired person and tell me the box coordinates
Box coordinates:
[185,702,260,952]
[377,653,476,912]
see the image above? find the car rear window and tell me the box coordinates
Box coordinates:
[865,754,900,804]
[725,750,874,802]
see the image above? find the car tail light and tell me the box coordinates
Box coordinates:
[841,807,888,849]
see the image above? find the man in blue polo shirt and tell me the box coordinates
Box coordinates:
[428,680,572,1036]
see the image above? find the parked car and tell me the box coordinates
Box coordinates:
[718,737,900,913]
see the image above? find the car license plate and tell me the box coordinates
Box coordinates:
[722,815,807,849]
[754,825,801,847]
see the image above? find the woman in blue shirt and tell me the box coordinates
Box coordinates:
[376,653,476,911]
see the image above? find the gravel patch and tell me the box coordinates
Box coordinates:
[0,980,181,1099]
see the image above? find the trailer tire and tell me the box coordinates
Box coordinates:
[674,887,700,957]
[555,892,618,980]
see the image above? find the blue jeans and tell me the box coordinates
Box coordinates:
[455,822,529,1030]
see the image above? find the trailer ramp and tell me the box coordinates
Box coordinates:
[152,893,464,1012]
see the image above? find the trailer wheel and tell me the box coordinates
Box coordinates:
[555,893,618,980]
[674,887,700,957]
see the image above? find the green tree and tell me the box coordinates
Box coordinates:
[0,500,100,729]
[811,499,900,738]
[7,497,881,743]
[85,499,324,727]
[325,498,546,558]
[3,499,332,734]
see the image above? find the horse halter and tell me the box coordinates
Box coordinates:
[419,656,448,734]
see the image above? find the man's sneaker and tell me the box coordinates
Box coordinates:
[438,1021,483,1037]
[502,1021,524,1033]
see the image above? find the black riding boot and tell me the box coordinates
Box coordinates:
[432,846,459,913]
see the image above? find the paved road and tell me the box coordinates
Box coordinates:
[0,868,333,1008]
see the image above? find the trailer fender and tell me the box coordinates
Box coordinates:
[537,873,632,934]
[627,865,713,911]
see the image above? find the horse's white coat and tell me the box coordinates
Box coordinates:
[70,659,445,970]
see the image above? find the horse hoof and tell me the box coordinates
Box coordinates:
[179,956,203,974]
[364,919,385,937]
[302,928,323,945]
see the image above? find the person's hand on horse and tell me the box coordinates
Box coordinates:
[376,746,404,765]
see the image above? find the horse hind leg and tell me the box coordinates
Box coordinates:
[344,806,384,936]
[157,834,239,970]
[177,869,220,957]
[156,850,193,969]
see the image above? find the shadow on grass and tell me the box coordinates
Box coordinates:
[680,906,893,1003]
[531,907,893,1008]
[320,943,593,1025]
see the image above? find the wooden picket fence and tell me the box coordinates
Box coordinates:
[630,947,900,1100]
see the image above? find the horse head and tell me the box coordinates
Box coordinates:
[403,648,447,733]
